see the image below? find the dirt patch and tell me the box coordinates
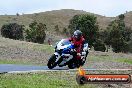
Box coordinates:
[85,51,132,69]
[0,46,51,65]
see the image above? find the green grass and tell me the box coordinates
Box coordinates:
[0,59,39,65]
[0,52,131,65]
[32,44,54,53]
[0,59,20,64]
[88,54,132,65]
[115,58,132,64]
[0,72,96,88]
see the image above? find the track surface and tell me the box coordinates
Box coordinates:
[0,64,70,73]
[0,64,131,73]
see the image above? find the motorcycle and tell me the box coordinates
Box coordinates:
[47,39,89,69]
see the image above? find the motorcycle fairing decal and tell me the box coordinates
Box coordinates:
[59,55,73,66]
[54,52,60,62]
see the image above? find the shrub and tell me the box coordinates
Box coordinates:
[104,14,132,53]
[93,39,106,52]
[25,21,46,44]
[1,23,24,40]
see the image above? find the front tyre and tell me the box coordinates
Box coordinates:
[47,54,57,69]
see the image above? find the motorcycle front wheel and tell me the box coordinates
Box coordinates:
[47,54,57,69]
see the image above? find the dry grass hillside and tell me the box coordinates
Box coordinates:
[0,9,131,37]
[1,9,131,31]
[0,36,132,68]
[124,11,132,27]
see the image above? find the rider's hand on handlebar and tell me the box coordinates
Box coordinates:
[71,49,76,52]
[77,53,81,56]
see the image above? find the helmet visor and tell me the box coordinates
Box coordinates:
[74,35,80,40]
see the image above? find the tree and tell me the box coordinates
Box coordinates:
[25,21,46,44]
[122,26,132,42]
[68,14,99,47]
[118,14,125,20]
[93,39,106,52]
[1,23,24,40]
[128,34,132,53]
[69,15,80,34]
[109,28,128,53]
[104,14,131,53]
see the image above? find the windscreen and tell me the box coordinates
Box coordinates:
[60,39,71,45]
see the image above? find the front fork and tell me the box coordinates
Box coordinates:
[54,52,61,63]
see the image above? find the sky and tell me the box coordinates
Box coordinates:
[0,0,132,17]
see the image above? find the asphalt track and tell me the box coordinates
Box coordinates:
[0,64,70,73]
[0,64,131,73]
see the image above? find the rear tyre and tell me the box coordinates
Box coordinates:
[68,62,76,69]
[81,57,86,66]
[81,51,88,66]
[47,54,57,69]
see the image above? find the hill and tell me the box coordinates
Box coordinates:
[0,9,131,35]
[124,11,132,27]
[0,10,120,29]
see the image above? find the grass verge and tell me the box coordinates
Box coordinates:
[0,59,41,65]
[115,58,132,64]
[0,53,132,65]
[88,54,132,65]
[0,72,96,88]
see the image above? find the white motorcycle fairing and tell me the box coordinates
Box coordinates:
[47,39,89,69]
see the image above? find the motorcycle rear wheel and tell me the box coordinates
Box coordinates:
[81,57,86,66]
[68,62,76,69]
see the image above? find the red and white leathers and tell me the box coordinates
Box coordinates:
[68,36,85,60]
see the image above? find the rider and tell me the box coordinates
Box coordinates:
[69,30,85,66]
